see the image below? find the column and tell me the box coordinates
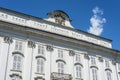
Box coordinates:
[45,45,54,80]
[0,36,13,80]
[23,40,36,80]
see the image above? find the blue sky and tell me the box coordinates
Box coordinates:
[0,0,120,50]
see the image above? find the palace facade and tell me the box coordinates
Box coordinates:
[0,7,120,80]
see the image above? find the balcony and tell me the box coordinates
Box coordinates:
[51,72,72,80]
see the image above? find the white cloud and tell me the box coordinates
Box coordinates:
[88,7,106,36]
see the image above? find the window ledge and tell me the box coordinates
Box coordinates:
[35,72,45,75]
[11,69,22,73]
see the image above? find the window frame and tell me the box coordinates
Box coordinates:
[36,58,45,74]
[91,68,98,80]
[12,54,23,71]
[58,61,64,74]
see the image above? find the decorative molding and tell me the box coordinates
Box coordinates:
[35,55,46,61]
[111,60,116,65]
[74,62,83,67]
[84,53,89,60]
[75,78,84,80]
[0,9,112,48]
[28,40,36,48]
[4,36,13,44]
[69,50,75,56]
[51,72,72,80]
[10,70,22,79]
[105,68,112,72]
[34,76,45,80]
[90,65,99,70]
[46,45,54,51]
[56,58,66,64]
[98,56,103,62]
[12,51,24,57]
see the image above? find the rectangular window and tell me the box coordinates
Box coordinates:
[105,60,110,68]
[38,45,44,54]
[75,54,81,62]
[91,57,96,65]
[15,41,23,51]
[58,49,63,58]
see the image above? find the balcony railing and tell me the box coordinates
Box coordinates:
[51,72,72,80]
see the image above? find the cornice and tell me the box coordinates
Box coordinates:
[0,21,120,56]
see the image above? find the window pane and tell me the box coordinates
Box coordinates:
[58,49,63,58]
[15,41,23,51]
[38,45,44,54]
[58,62,64,73]
[91,57,96,65]
[13,54,23,71]
[76,54,81,62]
[92,68,97,80]
[37,58,44,74]
[75,65,82,78]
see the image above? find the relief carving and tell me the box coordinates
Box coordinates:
[28,40,36,48]
[46,45,54,51]
[4,36,13,44]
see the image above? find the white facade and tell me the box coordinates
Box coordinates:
[0,7,120,80]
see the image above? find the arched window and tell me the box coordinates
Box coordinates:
[13,54,23,71]
[58,61,64,73]
[91,68,98,80]
[37,58,45,74]
[106,71,112,80]
[75,65,82,79]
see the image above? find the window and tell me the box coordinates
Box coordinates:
[91,57,96,65]
[75,54,81,62]
[92,68,98,80]
[13,54,23,71]
[105,60,110,68]
[118,64,120,71]
[15,41,23,51]
[58,62,64,73]
[11,76,20,80]
[118,73,120,79]
[58,49,63,58]
[38,45,44,55]
[106,71,112,80]
[75,65,82,79]
[37,58,45,74]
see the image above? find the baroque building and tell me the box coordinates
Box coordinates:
[0,7,120,80]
